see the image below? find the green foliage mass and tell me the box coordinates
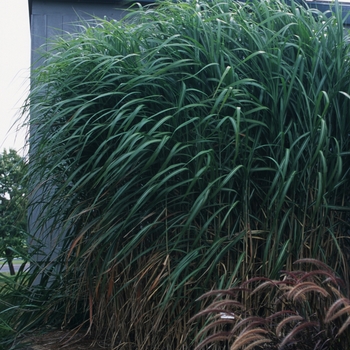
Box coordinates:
[0,149,27,271]
[3,0,350,348]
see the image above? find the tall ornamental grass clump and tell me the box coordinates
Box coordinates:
[3,0,350,348]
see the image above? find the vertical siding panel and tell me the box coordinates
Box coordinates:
[62,15,79,33]
[47,14,65,40]
[30,14,47,68]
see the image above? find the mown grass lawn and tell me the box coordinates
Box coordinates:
[0,259,25,265]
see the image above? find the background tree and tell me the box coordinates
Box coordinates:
[0,148,27,275]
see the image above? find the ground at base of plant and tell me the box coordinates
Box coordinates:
[14,329,109,350]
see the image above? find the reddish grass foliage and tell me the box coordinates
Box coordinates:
[192,259,350,350]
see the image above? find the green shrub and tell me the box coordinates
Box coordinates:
[5,0,350,348]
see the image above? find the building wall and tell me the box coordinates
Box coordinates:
[30,1,128,68]
[29,1,131,280]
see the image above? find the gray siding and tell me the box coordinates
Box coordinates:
[30,1,127,68]
[29,1,129,280]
